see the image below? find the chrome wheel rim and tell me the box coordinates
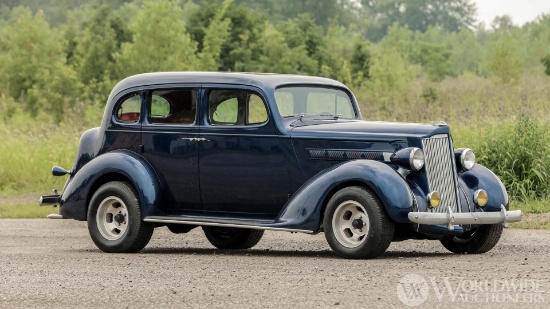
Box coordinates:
[332,200,370,248]
[96,196,128,240]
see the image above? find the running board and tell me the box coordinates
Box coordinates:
[143,216,313,234]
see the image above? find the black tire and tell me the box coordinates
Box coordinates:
[202,227,264,249]
[87,181,154,253]
[323,186,394,259]
[440,224,503,254]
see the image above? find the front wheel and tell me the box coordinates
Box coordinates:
[202,226,264,249]
[440,224,503,254]
[87,181,154,253]
[323,186,394,259]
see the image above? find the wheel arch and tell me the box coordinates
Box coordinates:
[266,160,414,232]
[318,180,379,228]
[86,173,135,218]
[60,150,164,221]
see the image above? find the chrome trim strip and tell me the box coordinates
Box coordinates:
[106,129,141,133]
[141,131,279,138]
[198,133,279,138]
[143,217,314,234]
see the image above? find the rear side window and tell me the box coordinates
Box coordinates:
[208,89,268,126]
[116,94,141,123]
[149,89,196,125]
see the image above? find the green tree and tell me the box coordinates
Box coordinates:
[487,34,522,84]
[411,42,451,82]
[281,14,331,75]
[369,48,417,102]
[116,0,197,76]
[0,7,80,117]
[364,0,477,41]
[248,23,296,73]
[188,0,265,71]
[447,28,483,75]
[349,40,371,84]
[196,0,232,70]
[232,0,358,29]
[70,5,134,105]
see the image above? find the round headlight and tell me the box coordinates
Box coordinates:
[474,189,488,207]
[409,148,425,171]
[427,191,441,208]
[460,148,476,170]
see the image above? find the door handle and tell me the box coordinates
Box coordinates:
[181,137,210,142]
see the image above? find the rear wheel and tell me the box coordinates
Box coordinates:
[202,226,264,249]
[87,181,154,253]
[323,186,394,259]
[440,224,503,254]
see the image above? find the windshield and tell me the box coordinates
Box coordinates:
[274,86,356,119]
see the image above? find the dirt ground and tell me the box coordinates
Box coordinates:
[0,219,548,308]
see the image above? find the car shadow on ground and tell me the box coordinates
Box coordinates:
[97,247,454,259]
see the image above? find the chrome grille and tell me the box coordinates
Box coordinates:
[422,134,460,213]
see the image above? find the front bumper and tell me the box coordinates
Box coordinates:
[408,205,522,230]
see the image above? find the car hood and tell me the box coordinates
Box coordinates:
[289,120,449,142]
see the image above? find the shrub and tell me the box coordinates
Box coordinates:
[477,114,550,200]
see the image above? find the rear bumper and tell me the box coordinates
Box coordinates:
[408,205,522,230]
[39,194,60,206]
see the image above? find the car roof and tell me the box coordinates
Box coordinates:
[109,72,347,98]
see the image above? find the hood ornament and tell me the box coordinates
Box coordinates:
[431,121,447,127]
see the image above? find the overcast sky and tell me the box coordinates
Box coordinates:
[473,0,550,26]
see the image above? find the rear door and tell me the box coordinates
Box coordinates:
[141,86,202,214]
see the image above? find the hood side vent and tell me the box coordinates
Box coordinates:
[308,149,383,161]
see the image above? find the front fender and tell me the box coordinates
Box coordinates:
[59,150,163,220]
[458,164,509,212]
[265,160,413,232]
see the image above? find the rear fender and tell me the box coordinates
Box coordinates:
[266,160,414,232]
[59,150,163,220]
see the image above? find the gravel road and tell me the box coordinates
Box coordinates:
[0,219,548,308]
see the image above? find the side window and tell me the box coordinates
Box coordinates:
[247,94,268,124]
[149,89,196,125]
[212,97,238,123]
[208,89,268,126]
[116,94,141,123]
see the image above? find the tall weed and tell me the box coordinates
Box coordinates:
[476,114,550,200]
[0,107,90,196]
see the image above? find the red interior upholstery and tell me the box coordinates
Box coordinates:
[118,112,140,121]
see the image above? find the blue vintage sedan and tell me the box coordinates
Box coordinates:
[40,72,522,259]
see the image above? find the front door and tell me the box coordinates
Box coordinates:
[141,87,202,214]
[198,86,291,219]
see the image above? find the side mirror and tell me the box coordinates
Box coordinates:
[52,166,71,176]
